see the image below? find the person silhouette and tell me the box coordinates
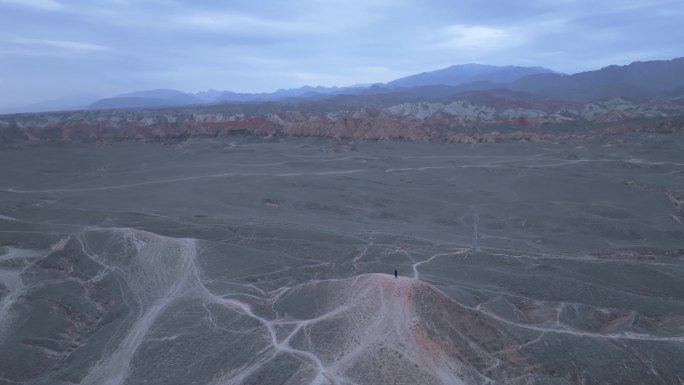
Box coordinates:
[394,269,398,278]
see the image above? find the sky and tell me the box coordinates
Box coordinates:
[0,0,683,108]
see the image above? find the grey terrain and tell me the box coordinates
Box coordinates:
[0,136,683,384]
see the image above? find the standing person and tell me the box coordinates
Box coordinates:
[394,269,398,278]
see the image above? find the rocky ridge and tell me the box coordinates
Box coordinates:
[1,98,683,144]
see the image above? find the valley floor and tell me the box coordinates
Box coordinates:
[0,136,683,384]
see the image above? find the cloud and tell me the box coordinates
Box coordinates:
[426,24,523,63]
[176,12,308,34]
[4,37,110,52]
[0,0,63,11]
[439,24,510,48]
[290,72,336,81]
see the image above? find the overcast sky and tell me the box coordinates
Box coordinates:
[0,0,682,107]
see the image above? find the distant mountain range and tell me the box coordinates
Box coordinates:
[90,64,554,110]
[510,58,684,100]
[3,58,684,114]
[214,85,372,103]
[89,89,204,110]
[385,64,555,88]
[0,93,101,114]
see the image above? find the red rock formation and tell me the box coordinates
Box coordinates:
[2,98,683,144]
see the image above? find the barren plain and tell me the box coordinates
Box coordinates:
[0,136,683,384]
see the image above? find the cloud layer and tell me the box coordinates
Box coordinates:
[1,0,682,107]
